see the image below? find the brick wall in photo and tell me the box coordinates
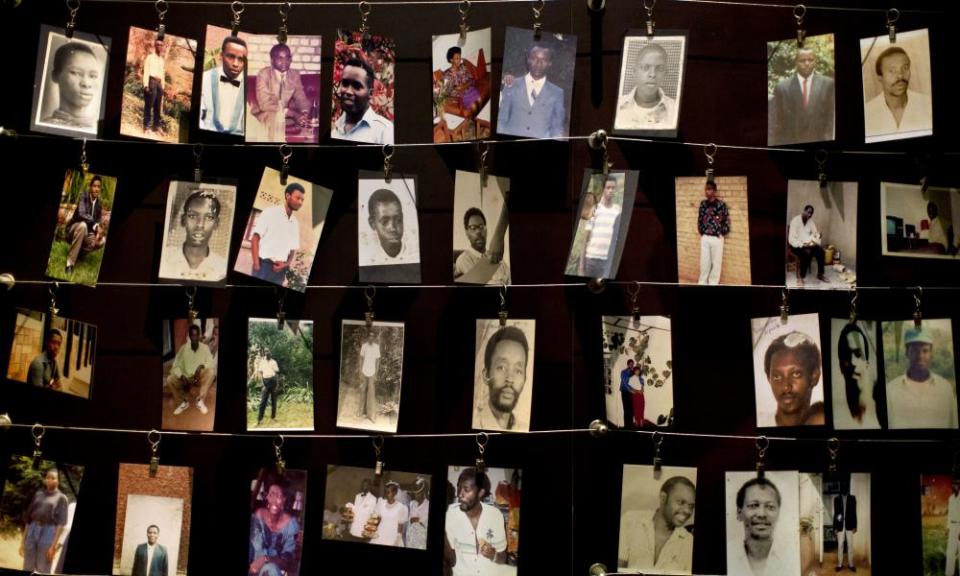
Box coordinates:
[675,176,752,285]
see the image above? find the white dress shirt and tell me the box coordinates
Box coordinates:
[252,204,301,261]
[215,66,242,128]
[349,491,378,538]
[445,502,509,576]
[258,358,279,379]
[360,341,381,377]
[524,73,547,107]
[864,89,933,142]
[333,106,395,144]
[788,215,821,248]
[618,510,693,573]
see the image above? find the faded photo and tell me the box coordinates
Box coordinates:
[249,468,307,576]
[882,319,958,430]
[786,180,857,289]
[725,471,800,576]
[31,25,110,137]
[751,313,824,428]
[602,315,674,429]
[799,473,823,576]
[497,26,577,139]
[331,30,395,144]
[158,181,236,285]
[767,33,835,146]
[614,32,686,137]
[246,317,314,431]
[120,27,197,143]
[432,28,491,142]
[675,176,752,285]
[565,170,638,279]
[819,473,871,575]
[6,308,97,400]
[618,464,696,574]
[113,463,192,576]
[358,175,421,284]
[921,473,958,576]
[161,318,219,431]
[473,319,535,432]
[860,28,933,143]
[234,167,333,292]
[880,182,960,259]
[452,170,511,285]
[831,319,881,430]
[337,319,405,433]
[323,465,430,549]
[0,456,84,574]
[444,466,520,575]
[245,34,322,143]
[199,25,251,136]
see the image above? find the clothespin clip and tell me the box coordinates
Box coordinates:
[65,0,80,39]
[274,435,286,475]
[148,429,161,476]
[628,282,641,322]
[230,1,244,36]
[185,286,198,321]
[373,435,385,477]
[644,0,656,37]
[365,285,376,327]
[458,0,471,41]
[475,432,488,473]
[755,436,769,479]
[780,288,790,325]
[886,8,899,43]
[155,0,168,41]
[816,149,828,192]
[358,1,372,40]
[498,284,508,327]
[279,144,292,185]
[478,141,489,190]
[652,431,663,473]
[913,286,922,328]
[193,144,203,183]
[848,287,858,324]
[31,423,45,469]
[704,143,717,184]
[80,138,89,173]
[794,4,806,48]
[827,437,840,475]
[276,289,287,330]
[382,145,394,183]
[48,283,59,323]
[532,0,544,39]
[588,129,612,176]
[277,1,290,44]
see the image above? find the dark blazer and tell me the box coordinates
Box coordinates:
[497,75,566,139]
[132,542,168,576]
[833,494,857,531]
[68,190,103,230]
[768,72,835,146]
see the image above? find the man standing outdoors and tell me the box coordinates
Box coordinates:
[251,43,310,142]
[886,327,959,429]
[28,329,63,390]
[64,174,106,275]
[833,488,857,571]
[619,359,636,429]
[256,350,281,426]
[250,182,304,286]
[618,476,696,572]
[160,189,226,282]
[946,479,960,576]
[366,189,415,263]
[763,332,824,427]
[577,175,622,278]
[454,207,511,284]
[788,204,826,285]
[131,525,168,576]
[769,47,835,146]
[165,324,215,416]
[497,45,566,138]
[697,181,730,285]
[333,58,394,144]
[616,43,677,130]
[200,36,247,135]
[474,326,529,431]
[357,329,381,424]
[728,477,788,576]
[864,46,933,140]
[142,39,166,134]
[444,468,509,576]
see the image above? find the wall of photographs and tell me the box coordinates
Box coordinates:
[0,0,958,576]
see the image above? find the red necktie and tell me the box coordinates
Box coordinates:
[802,77,809,109]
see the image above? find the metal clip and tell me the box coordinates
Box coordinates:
[48,283,60,322]
[185,286,198,321]
[193,143,203,184]
[279,144,292,185]
[532,0,544,39]
[230,1,244,36]
[644,0,656,37]
[365,285,376,327]
[358,1,371,38]
[148,429,161,476]
[80,138,89,173]
[155,0,168,40]
[65,0,80,39]
[277,1,290,44]
[704,143,717,183]
[628,282,641,321]
[913,286,922,328]
[588,129,611,175]
[478,141,489,189]
[498,283,508,327]
[274,435,286,476]
[383,144,394,183]
[755,436,769,479]
[816,149,828,191]
[0,412,12,430]
[373,435,385,476]
[848,287,858,324]
[458,0,471,41]
[32,423,45,469]
[475,432,488,473]
[780,288,790,325]
[652,431,663,472]
[276,290,286,330]
[827,437,840,474]
[886,8,899,43]
[794,4,806,47]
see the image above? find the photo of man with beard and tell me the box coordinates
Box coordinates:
[473,322,535,432]
[444,467,512,576]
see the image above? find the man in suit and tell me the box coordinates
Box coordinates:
[132,525,168,576]
[769,47,835,146]
[497,44,566,138]
[200,35,247,135]
[251,43,310,142]
[833,490,857,571]
[64,174,106,275]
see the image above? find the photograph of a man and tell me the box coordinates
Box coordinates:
[6,309,97,399]
[767,35,835,146]
[453,170,511,285]
[199,29,248,135]
[161,319,217,431]
[565,171,638,280]
[785,180,858,289]
[358,176,421,283]
[46,170,117,286]
[676,176,751,285]
[831,320,881,430]
[473,320,535,432]
[159,183,235,284]
[28,329,63,390]
[337,320,405,433]
[726,471,800,576]
[253,182,302,285]
[131,526,167,576]
[331,29,396,145]
[444,467,515,576]
[948,478,960,576]
[614,33,686,136]
[432,29,492,142]
[861,29,933,143]
[752,314,825,428]
[246,317,314,431]
[602,315,675,430]
[880,183,960,260]
[142,38,166,135]
[883,320,958,429]
[697,181,729,285]
[788,205,826,285]
[250,44,309,142]
[832,488,857,572]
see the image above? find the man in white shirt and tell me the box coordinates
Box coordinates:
[142,39,166,134]
[357,329,381,423]
[255,350,281,425]
[618,476,696,574]
[454,207,511,285]
[925,201,953,255]
[159,189,228,283]
[864,46,933,142]
[345,478,379,541]
[407,478,430,550]
[200,36,247,135]
[615,43,678,131]
[364,188,417,264]
[132,525,168,576]
[577,175,622,278]
[164,324,215,416]
[444,468,510,576]
[250,183,304,286]
[332,58,394,144]
[947,479,960,576]
[727,478,790,576]
[788,205,826,285]
[886,327,959,429]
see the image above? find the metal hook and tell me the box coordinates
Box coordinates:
[80,138,88,172]
[756,435,769,478]
[458,0,471,40]
[794,4,806,46]
[643,0,656,36]
[48,282,60,319]
[815,149,827,188]
[886,8,899,43]
[279,144,292,185]
[827,437,840,473]
[31,423,45,469]
[365,285,376,327]
[848,287,858,324]
[652,431,663,471]
[780,288,790,325]
[193,143,203,183]
[478,141,489,189]
[231,1,244,34]
[277,1,290,44]
[358,1,371,36]
[276,290,287,330]
[65,0,81,38]
[373,435,386,476]
[475,432,488,472]
[913,286,922,328]
[704,143,717,183]
[532,0,544,38]
[274,434,286,475]
[498,283,508,326]
[155,0,168,39]
[628,281,642,321]
[185,286,198,320]
[147,429,161,476]
[588,130,612,175]
[383,144,394,183]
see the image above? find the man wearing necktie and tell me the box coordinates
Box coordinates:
[497,44,567,139]
[200,35,248,135]
[251,43,310,142]
[768,47,835,146]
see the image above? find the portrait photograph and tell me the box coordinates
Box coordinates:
[452,170,511,285]
[432,28,491,142]
[817,472,871,575]
[233,167,333,292]
[613,32,687,137]
[618,464,696,574]
[831,319,882,430]
[675,176,752,285]
[245,34,322,143]
[113,463,193,576]
[785,180,858,289]
[358,175,421,284]
[337,319,405,433]
[6,308,97,400]
[880,182,960,259]
[565,170,638,279]
[472,319,535,432]
[921,473,958,576]
[331,29,395,144]
[767,33,835,146]
[445,465,520,574]
[199,25,252,136]
[249,467,307,576]
[602,315,674,429]
[725,470,800,576]
[322,465,430,550]
[751,313,824,428]
[158,181,236,285]
[881,318,958,430]
[46,169,118,287]
[161,318,219,432]
[497,26,577,139]
[860,28,933,144]
[120,26,197,143]
[0,455,84,574]
[31,25,110,138]
[246,317,315,431]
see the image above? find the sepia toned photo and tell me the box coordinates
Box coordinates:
[618,464,696,574]
[249,467,307,576]
[246,317,314,431]
[337,319,405,433]
[358,175,421,284]
[614,32,687,137]
[767,33,835,146]
[245,34,322,143]
[602,315,674,429]
[161,318,219,431]
[432,28,491,142]
[565,170,638,279]
[786,180,858,289]
[860,28,933,144]
[921,473,957,576]
[882,319,957,430]
[6,308,97,400]
[831,319,881,430]
[799,472,823,576]
[158,181,236,285]
[452,170,511,285]
[818,473,871,575]
[676,176,752,285]
[199,25,251,136]
[726,470,800,576]
[473,319,535,432]
[751,313,824,428]
[880,182,960,259]
[31,25,110,137]
[331,30,395,144]
[445,466,520,574]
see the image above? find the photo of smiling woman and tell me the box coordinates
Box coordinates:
[472,319,536,432]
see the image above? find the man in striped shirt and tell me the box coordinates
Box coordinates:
[578,175,622,278]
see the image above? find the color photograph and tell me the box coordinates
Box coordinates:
[921,473,957,576]
[725,470,800,576]
[246,317,315,431]
[249,467,307,576]
[452,170,511,285]
[358,175,421,284]
[565,170,638,279]
[785,180,857,289]
[602,315,674,429]
[819,473,871,575]
[432,28,491,142]
[751,313,824,428]
[882,319,957,429]
[675,176,752,285]
[161,318,219,431]
[767,33,835,146]
[158,181,236,285]
[331,30,395,144]
[880,182,960,259]
[337,319,405,433]
[199,25,251,136]
[860,28,933,144]
[444,466,520,575]
[6,308,97,400]
[245,34,322,143]
[472,319,535,432]
[614,32,687,137]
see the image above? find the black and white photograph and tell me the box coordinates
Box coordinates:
[199,25,251,136]
[358,174,421,284]
[249,467,307,576]
[337,319,405,433]
[161,318,219,431]
[246,317,315,431]
[880,182,959,259]
[785,180,858,289]
[565,170,638,279]
[158,181,236,284]
[431,27,492,142]
[767,33,835,146]
[618,464,696,574]
[817,473,872,575]
[831,319,881,430]
[31,25,110,137]
[882,319,958,430]
[6,308,97,400]
[613,32,687,137]
[751,313,825,428]
[860,28,933,144]
[725,470,800,576]
[799,473,823,576]
[472,319,535,432]
[452,170,511,285]
[444,466,520,574]
[601,315,674,429]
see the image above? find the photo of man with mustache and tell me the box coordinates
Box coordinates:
[473,324,532,432]
[862,30,933,143]
[728,477,792,576]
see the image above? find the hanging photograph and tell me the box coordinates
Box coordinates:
[767,33,836,146]
[161,318,219,431]
[0,455,84,574]
[322,465,430,549]
[817,472,871,575]
[613,31,687,138]
[830,319,882,430]
[675,176,752,285]
[472,319,535,432]
[921,473,958,576]
[336,319,405,433]
[31,24,110,137]
[113,463,193,576]
[725,470,800,576]
[246,317,315,431]
[331,29,395,144]
[249,467,308,576]
[452,170,511,285]
[618,464,696,574]
[358,174,421,284]
[444,466,520,574]
[158,181,236,285]
[751,313,825,428]
[120,26,197,143]
[798,472,823,576]
[785,180,858,289]
[199,25,251,136]
[880,182,960,259]
[601,315,674,429]
[245,34,322,143]
[565,170,638,279]
[431,27,491,142]
[497,26,577,139]
[860,28,933,143]
[882,318,958,429]
[6,308,97,400]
